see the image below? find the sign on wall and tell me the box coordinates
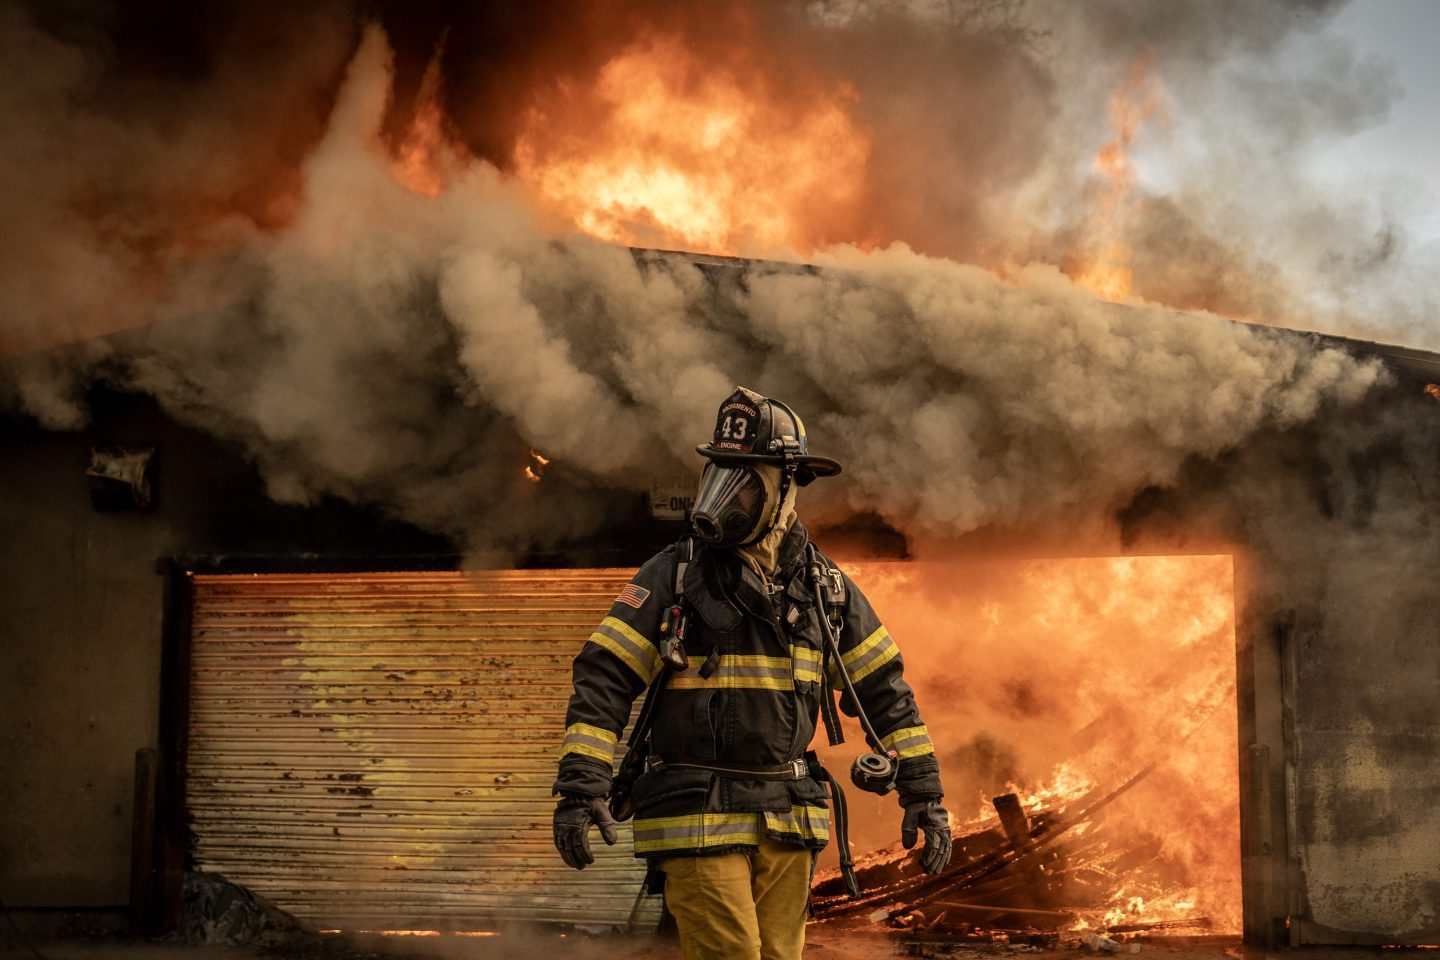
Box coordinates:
[649,474,697,520]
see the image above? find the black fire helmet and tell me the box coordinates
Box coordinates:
[694,386,841,487]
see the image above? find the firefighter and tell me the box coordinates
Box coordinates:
[552,387,952,960]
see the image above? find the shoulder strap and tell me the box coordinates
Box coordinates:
[805,543,846,626]
[805,545,890,757]
[674,536,694,599]
[807,543,847,748]
[623,538,692,750]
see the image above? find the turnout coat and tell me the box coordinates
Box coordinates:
[554,522,943,859]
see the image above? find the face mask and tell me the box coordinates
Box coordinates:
[691,462,778,546]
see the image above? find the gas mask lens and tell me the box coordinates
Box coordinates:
[691,462,766,546]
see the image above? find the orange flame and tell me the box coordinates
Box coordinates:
[819,553,1240,933]
[513,32,870,257]
[523,449,550,483]
[1070,53,1165,302]
[998,760,1096,817]
[392,39,467,197]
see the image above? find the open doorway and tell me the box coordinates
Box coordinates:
[812,554,1241,937]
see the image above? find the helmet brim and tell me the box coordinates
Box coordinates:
[694,444,842,479]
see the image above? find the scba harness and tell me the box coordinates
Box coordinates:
[608,537,898,897]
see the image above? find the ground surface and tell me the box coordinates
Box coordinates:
[7,930,1436,960]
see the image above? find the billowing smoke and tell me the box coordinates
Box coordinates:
[1017,0,1438,346]
[0,2,355,356]
[740,250,1382,542]
[0,2,1410,557]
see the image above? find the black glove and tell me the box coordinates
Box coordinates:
[901,800,952,874]
[553,793,619,869]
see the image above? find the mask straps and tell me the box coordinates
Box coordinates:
[747,403,802,545]
[767,398,804,527]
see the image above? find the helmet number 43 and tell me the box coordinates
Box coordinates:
[720,416,749,440]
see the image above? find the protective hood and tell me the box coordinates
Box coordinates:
[736,476,797,576]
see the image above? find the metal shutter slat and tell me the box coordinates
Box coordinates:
[188,570,657,931]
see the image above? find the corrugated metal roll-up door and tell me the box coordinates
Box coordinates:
[186,569,658,931]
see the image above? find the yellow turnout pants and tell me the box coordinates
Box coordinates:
[659,839,813,960]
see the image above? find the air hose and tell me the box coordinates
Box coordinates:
[806,549,900,898]
[807,555,898,793]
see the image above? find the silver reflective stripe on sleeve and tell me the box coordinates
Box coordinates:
[560,722,619,763]
[840,625,899,683]
[880,724,935,760]
[586,615,663,684]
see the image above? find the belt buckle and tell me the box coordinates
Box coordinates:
[789,758,807,779]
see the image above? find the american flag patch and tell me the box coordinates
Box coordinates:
[615,583,651,609]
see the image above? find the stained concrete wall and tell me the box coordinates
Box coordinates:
[0,391,450,908]
[1127,368,1440,945]
[1292,541,1440,941]
[1,433,170,906]
[1263,392,1440,945]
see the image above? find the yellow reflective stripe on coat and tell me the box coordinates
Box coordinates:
[791,645,822,685]
[762,804,831,843]
[560,722,618,763]
[667,654,793,691]
[633,812,762,853]
[633,806,830,854]
[723,653,792,669]
[586,616,662,684]
[841,625,899,683]
[881,723,935,760]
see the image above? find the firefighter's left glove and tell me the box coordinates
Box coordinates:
[553,793,620,870]
[901,800,952,875]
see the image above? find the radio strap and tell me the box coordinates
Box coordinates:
[625,536,692,751]
[608,538,693,823]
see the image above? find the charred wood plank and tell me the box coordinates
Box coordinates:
[813,764,1158,924]
[992,793,1054,907]
[931,900,1080,920]
[1106,916,1213,933]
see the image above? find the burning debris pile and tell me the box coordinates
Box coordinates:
[812,767,1212,948]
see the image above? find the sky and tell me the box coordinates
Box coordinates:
[1312,0,1440,240]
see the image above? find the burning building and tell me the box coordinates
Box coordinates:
[1,0,1438,953]
[3,246,1436,948]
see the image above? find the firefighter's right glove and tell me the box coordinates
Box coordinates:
[553,793,619,870]
[901,800,952,875]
